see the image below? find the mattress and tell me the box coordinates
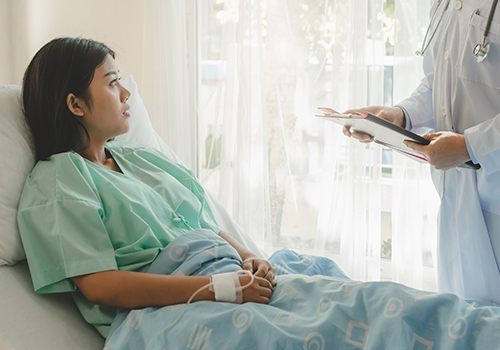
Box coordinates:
[0,260,104,350]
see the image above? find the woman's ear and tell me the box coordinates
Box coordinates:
[66,93,85,117]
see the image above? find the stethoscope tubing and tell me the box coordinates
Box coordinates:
[417,0,450,56]
[418,0,498,62]
[484,0,499,40]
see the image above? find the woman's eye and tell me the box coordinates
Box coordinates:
[110,77,122,87]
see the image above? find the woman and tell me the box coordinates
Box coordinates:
[17,37,274,338]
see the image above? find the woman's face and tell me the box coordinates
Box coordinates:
[79,54,131,143]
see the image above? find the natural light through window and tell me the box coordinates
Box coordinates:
[198,0,437,291]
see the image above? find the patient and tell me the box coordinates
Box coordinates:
[17,37,274,338]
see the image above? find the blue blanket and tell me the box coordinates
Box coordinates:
[104,230,500,350]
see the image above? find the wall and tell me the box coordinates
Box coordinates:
[0,0,13,84]
[0,0,200,169]
[0,0,146,89]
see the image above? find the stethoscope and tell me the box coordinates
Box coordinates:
[417,0,499,63]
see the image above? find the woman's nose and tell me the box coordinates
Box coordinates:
[121,85,131,102]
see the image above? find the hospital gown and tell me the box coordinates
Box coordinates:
[17,141,220,337]
[397,0,500,303]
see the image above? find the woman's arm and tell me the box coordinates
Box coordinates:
[218,229,258,261]
[73,229,275,309]
[218,230,276,285]
[73,271,212,308]
[73,268,273,309]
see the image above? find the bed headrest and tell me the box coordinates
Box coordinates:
[0,74,170,266]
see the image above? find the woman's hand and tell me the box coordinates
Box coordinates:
[342,106,406,143]
[403,132,471,170]
[218,230,276,287]
[241,257,276,286]
[238,274,274,304]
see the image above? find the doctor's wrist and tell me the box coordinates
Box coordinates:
[393,106,406,129]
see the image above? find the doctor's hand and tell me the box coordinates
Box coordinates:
[242,257,276,286]
[403,131,472,171]
[342,106,406,143]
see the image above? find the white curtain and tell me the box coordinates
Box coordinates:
[142,0,198,171]
[392,0,437,290]
[144,0,438,290]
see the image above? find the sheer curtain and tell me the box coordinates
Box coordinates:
[391,0,437,290]
[143,0,438,290]
[142,0,198,171]
[198,0,387,282]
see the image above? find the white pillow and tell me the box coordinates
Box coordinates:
[0,75,171,266]
[116,75,185,164]
[0,85,35,265]
[115,75,165,151]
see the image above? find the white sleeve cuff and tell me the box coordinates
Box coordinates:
[464,133,479,165]
[394,105,412,130]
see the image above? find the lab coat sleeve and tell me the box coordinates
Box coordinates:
[395,53,435,134]
[465,113,500,174]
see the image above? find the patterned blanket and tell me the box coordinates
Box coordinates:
[104,229,500,350]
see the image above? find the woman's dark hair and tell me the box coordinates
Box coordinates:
[22,37,115,161]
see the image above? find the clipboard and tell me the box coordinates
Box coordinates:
[316,107,480,169]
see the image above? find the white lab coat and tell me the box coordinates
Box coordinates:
[397,0,500,303]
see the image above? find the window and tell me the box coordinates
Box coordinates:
[197,0,437,289]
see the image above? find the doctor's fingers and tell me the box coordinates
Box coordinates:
[343,106,373,114]
[403,140,433,162]
[404,140,426,153]
[420,132,440,141]
[342,125,352,137]
[352,130,374,143]
[344,105,386,117]
[404,133,440,153]
[342,125,365,141]
[343,126,374,143]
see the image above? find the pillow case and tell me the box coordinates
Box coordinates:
[0,85,34,265]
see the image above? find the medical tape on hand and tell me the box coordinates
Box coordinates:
[209,271,246,303]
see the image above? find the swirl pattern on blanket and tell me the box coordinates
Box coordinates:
[104,229,500,350]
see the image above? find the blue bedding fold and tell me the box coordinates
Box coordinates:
[104,229,500,350]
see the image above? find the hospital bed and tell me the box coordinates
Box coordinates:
[0,75,264,350]
[2,76,500,350]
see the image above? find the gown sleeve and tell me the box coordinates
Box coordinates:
[18,176,117,294]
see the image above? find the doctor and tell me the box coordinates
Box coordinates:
[344,0,500,303]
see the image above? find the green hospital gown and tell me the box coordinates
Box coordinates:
[17,141,220,337]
